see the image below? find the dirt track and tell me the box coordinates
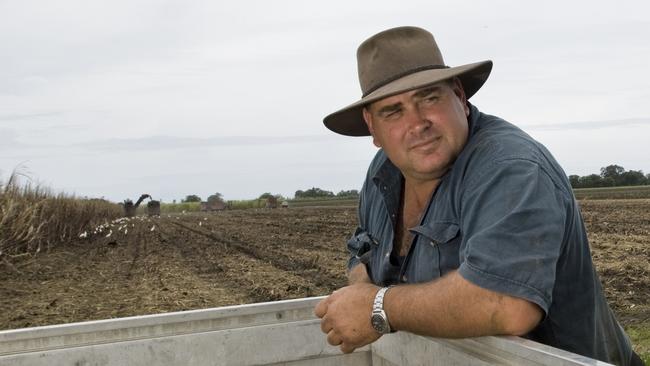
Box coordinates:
[1,202,648,334]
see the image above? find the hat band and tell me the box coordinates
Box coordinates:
[362,64,450,97]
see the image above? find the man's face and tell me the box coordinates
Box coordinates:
[363,78,470,183]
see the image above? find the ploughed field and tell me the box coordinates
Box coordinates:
[1,201,649,335]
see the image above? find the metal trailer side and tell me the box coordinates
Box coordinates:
[0,297,613,366]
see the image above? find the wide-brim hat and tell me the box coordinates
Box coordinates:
[323,26,493,136]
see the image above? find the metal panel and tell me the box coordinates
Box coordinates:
[0,320,371,366]
[0,296,614,366]
[0,297,324,357]
[371,331,614,366]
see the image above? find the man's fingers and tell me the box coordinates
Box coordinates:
[326,330,342,346]
[320,314,331,334]
[340,343,357,354]
[314,297,329,318]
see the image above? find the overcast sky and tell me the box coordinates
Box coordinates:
[1,0,649,202]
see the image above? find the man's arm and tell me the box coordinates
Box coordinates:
[385,271,542,338]
[315,270,542,353]
[347,263,371,284]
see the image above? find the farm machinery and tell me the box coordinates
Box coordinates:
[122,194,160,217]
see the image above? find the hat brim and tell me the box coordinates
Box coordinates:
[323,60,493,136]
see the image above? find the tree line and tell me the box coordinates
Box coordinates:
[569,165,649,188]
[179,166,647,201]
[179,188,359,203]
[294,187,359,199]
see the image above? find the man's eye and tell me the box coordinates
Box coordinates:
[386,110,401,118]
[423,95,438,103]
[385,110,401,119]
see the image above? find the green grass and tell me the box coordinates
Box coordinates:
[626,324,650,364]
[228,199,267,210]
[288,197,358,207]
[159,202,202,213]
[573,185,650,200]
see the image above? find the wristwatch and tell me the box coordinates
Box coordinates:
[371,286,394,334]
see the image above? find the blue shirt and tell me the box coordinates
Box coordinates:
[348,104,633,365]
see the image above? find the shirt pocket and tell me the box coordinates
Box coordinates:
[411,222,462,278]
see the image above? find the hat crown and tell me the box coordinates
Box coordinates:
[357,26,446,97]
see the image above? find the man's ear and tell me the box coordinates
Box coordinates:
[362,108,381,148]
[451,77,470,116]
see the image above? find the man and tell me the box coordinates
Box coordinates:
[315,26,641,365]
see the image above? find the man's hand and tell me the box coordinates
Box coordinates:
[314,283,382,353]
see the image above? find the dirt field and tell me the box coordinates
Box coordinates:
[1,200,649,354]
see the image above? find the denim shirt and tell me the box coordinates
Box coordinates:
[347,104,633,365]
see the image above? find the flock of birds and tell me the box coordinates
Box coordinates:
[77,215,210,239]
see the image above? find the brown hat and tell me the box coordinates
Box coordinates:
[323,26,493,136]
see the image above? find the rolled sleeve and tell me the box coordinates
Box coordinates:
[346,228,374,270]
[458,158,568,314]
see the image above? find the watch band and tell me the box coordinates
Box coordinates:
[371,286,394,334]
[373,287,391,313]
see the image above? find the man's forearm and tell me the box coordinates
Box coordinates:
[384,271,542,338]
[347,263,371,285]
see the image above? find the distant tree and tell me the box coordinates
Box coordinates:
[601,177,616,187]
[336,189,360,198]
[207,193,224,204]
[259,192,274,199]
[295,187,334,198]
[579,174,603,188]
[294,190,304,198]
[600,165,625,180]
[619,170,647,186]
[182,194,202,203]
[570,166,650,188]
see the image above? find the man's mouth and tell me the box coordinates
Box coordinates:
[410,136,440,150]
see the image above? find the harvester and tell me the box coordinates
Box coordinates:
[122,194,152,217]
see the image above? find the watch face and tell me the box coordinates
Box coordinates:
[371,313,387,333]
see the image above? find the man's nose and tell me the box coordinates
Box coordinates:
[406,106,431,134]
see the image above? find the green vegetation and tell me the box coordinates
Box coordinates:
[228,199,268,210]
[289,196,358,207]
[289,185,650,205]
[295,187,335,198]
[258,192,285,200]
[182,194,201,203]
[570,164,649,188]
[294,187,359,200]
[573,185,650,200]
[160,202,202,213]
[0,172,121,257]
[626,324,650,364]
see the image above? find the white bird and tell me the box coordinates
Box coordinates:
[106,230,112,238]
[150,225,156,232]
[79,231,88,239]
